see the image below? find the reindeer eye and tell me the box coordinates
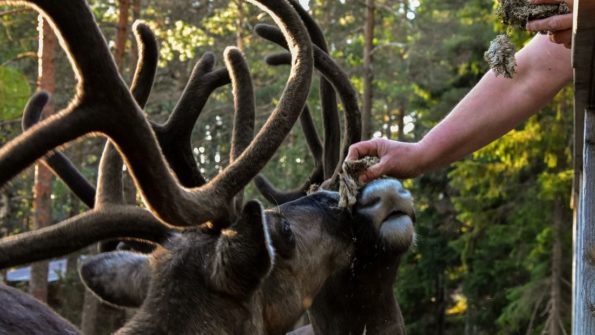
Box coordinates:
[281,219,293,238]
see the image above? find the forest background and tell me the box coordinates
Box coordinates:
[0,0,573,334]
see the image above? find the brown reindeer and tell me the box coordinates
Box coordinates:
[252,3,416,334]
[0,0,415,334]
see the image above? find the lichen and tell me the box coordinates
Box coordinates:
[497,0,569,29]
[338,156,380,209]
[484,34,517,78]
[485,0,570,79]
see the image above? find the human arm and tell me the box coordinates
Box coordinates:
[526,0,573,48]
[347,34,572,182]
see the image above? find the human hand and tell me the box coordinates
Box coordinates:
[346,139,425,182]
[526,0,573,48]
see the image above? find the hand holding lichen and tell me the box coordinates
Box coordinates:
[497,0,568,29]
[338,156,380,208]
[485,0,570,78]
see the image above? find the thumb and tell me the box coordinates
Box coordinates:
[360,161,384,183]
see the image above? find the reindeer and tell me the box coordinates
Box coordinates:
[0,284,79,335]
[250,3,416,334]
[0,0,415,334]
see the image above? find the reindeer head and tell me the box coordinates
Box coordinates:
[250,3,417,332]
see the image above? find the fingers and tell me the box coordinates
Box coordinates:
[347,140,380,161]
[347,139,385,183]
[549,30,572,48]
[347,139,422,181]
[528,0,565,4]
[528,0,572,9]
[360,161,383,183]
[526,14,573,32]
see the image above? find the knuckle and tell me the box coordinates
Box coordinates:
[554,16,565,30]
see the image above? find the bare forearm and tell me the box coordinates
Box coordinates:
[417,35,572,172]
[347,35,572,182]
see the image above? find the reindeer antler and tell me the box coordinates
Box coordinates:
[254,53,324,204]
[0,0,313,228]
[20,21,159,209]
[21,92,96,208]
[253,20,361,200]
[2,21,165,266]
[152,52,230,188]
[287,0,341,180]
[0,0,313,268]
[225,47,255,213]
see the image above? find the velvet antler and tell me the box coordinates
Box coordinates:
[254,23,361,191]
[0,0,313,228]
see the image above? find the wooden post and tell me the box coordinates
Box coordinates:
[572,0,595,333]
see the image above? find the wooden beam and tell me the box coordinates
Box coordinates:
[572,0,595,333]
[572,0,595,206]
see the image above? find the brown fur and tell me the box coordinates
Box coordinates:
[0,284,79,335]
[80,192,356,334]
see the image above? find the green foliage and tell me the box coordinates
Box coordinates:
[446,89,573,334]
[0,65,31,120]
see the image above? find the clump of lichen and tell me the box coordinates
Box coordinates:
[338,156,380,209]
[484,34,517,78]
[485,0,570,78]
[497,0,569,29]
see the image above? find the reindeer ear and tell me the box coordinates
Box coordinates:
[79,251,151,308]
[212,200,274,296]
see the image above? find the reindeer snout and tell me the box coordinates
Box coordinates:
[356,179,416,250]
[357,179,415,220]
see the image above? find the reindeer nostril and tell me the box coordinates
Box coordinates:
[359,196,381,208]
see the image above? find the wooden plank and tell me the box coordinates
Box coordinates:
[576,110,595,334]
[573,0,595,333]
[572,0,595,206]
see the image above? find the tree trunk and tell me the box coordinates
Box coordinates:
[129,0,142,81]
[114,0,131,70]
[548,196,563,335]
[234,0,245,50]
[362,0,375,139]
[29,14,56,303]
[115,0,137,206]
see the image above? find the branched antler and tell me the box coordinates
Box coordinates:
[254,23,361,191]
[287,0,341,180]
[254,0,346,203]
[225,47,255,213]
[151,52,230,188]
[0,208,170,268]
[254,52,324,204]
[3,21,166,265]
[20,21,158,209]
[0,0,313,228]
[0,0,313,267]
[21,92,96,208]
